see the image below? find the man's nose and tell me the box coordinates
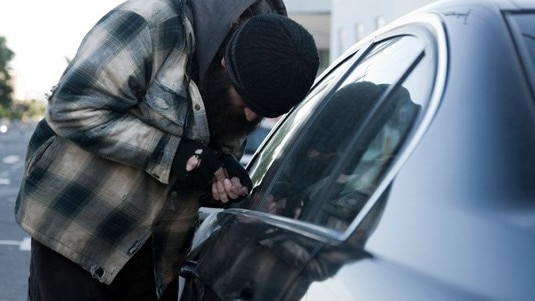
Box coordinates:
[244,107,259,122]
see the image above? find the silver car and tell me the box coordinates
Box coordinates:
[180,0,535,300]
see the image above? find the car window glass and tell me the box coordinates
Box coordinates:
[247,35,433,232]
[247,54,356,185]
[506,13,535,90]
[297,36,428,231]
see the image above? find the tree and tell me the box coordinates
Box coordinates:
[0,36,15,109]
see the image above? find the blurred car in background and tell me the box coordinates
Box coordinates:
[180,0,535,300]
[239,118,278,166]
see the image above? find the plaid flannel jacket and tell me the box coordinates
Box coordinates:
[14,0,235,296]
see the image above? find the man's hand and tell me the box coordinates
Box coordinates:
[210,167,249,203]
[219,153,253,190]
[172,140,251,205]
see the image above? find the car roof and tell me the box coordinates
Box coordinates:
[421,0,535,10]
[502,0,535,9]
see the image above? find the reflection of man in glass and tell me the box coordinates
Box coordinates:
[254,81,417,223]
[246,81,382,217]
[302,82,419,230]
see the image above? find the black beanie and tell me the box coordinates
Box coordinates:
[225,14,319,118]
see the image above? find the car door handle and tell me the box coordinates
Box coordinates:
[179,260,200,279]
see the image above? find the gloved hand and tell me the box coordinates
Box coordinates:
[219,153,253,192]
[171,138,222,191]
[199,153,252,208]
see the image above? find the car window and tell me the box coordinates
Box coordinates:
[246,34,434,232]
[506,12,535,92]
[246,53,356,181]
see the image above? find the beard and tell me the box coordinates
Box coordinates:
[200,63,262,146]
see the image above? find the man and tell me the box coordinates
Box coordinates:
[15,0,319,299]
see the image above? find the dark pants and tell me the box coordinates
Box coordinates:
[28,239,178,301]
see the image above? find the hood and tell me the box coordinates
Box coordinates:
[189,0,287,84]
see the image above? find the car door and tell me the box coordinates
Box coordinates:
[229,18,451,301]
[181,13,447,301]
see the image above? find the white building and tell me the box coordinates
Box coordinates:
[285,0,438,65]
[285,0,331,73]
[330,0,438,60]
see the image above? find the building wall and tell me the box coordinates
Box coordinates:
[284,0,331,12]
[285,0,331,73]
[284,0,441,67]
[330,0,438,60]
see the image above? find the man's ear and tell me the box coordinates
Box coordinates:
[221,56,226,68]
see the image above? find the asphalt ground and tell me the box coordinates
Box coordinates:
[0,121,36,301]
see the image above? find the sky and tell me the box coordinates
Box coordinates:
[0,0,125,101]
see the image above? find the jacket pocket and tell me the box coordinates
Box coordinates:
[25,134,61,182]
[139,81,189,135]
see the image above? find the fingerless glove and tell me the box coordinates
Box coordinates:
[171,139,221,191]
[198,153,253,208]
[219,153,252,192]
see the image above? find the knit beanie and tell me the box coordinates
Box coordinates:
[224,14,319,118]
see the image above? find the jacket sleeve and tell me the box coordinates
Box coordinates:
[46,7,183,184]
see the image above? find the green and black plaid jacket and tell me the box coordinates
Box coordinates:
[15,0,243,295]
